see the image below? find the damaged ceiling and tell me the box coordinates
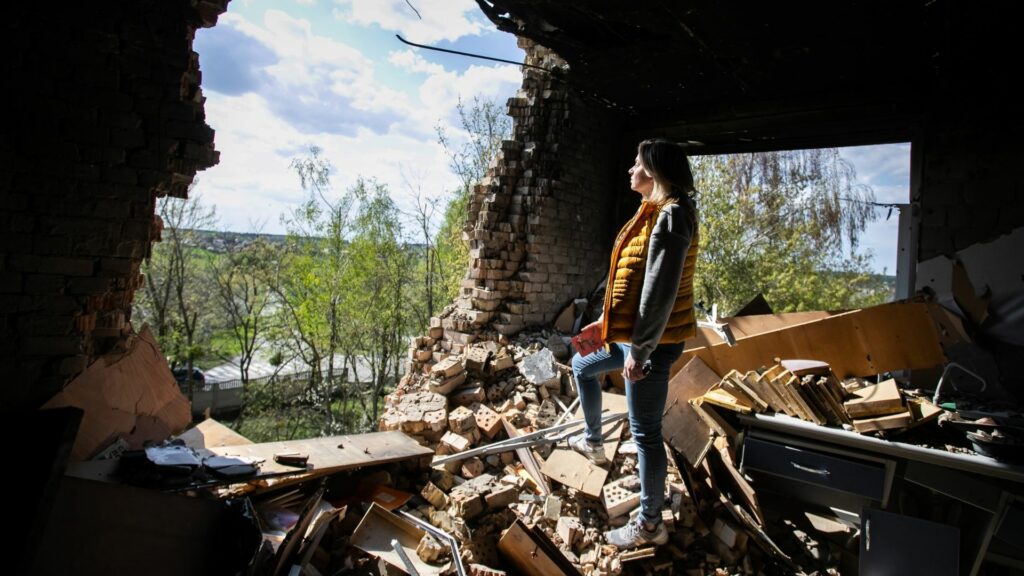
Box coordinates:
[476,0,1011,152]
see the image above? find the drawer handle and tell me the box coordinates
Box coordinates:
[791,462,831,476]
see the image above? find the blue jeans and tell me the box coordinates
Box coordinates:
[571,341,686,525]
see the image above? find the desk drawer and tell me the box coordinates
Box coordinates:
[741,436,887,501]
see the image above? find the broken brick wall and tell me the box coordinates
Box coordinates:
[441,40,622,351]
[1,1,227,411]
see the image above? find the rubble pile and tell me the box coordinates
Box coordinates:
[365,325,800,575]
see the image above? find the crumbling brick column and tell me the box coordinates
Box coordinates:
[440,40,620,351]
[1,1,227,411]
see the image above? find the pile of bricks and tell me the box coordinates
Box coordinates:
[379,326,786,575]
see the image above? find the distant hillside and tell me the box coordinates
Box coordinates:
[185,229,288,253]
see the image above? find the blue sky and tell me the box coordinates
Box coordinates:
[193,0,907,275]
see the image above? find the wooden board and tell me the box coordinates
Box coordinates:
[41,325,191,462]
[207,431,432,480]
[844,378,904,418]
[540,449,608,498]
[670,301,954,380]
[177,418,253,449]
[350,503,444,575]
[663,357,720,467]
[502,417,551,495]
[852,410,913,433]
[498,519,576,576]
[573,391,628,462]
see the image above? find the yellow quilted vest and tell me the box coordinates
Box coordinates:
[601,199,699,344]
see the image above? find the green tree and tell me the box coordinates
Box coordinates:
[270,146,357,435]
[691,149,889,315]
[211,237,273,387]
[434,96,512,303]
[342,178,416,426]
[135,190,218,401]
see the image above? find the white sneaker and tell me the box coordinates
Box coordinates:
[567,432,608,465]
[605,518,668,549]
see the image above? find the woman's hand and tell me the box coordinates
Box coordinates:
[623,354,647,381]
[572,321,605,357]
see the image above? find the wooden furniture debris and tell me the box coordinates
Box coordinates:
[671,301,960,380]
[843,378,904,418]
[501,417,551,494]
[497,519,576,576]
[41,325,191,462]
[176,418,253,449]
[540,448,608,498]
[663,357,719,467]
[206,431,433,487]
[351,503,445,575]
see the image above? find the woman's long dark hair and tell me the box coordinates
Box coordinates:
[639,138,696,203]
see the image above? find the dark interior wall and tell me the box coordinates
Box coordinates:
[2,1,227,411]
[918,119,1024,260]
[915,1,1024,261]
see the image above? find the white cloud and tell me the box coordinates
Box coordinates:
[333,0,485,43]
[388,48,446,75]
[196,10,523,235]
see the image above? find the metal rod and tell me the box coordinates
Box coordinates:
[553,397,581,427]
[433,412,627,466]
[395,34,549,71]
[399,511,467,576]
[391,538,420,576]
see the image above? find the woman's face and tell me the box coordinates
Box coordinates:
[629,155,654,195]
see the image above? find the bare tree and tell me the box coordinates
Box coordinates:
[136,188,217,401]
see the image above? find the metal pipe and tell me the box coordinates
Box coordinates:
[432,412,627,466]
[391,539,420,576]
[399,511,467,576]
[933,361,987,405]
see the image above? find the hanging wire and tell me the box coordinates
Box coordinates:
[395,34,549,71]
[403,0,422,19]
[841,197,910,221]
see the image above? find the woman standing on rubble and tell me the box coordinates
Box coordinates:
[569,138,699,550]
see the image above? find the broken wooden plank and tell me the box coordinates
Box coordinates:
[743,371,788,415]
[723,370,769,412]
[689,399,738,439]
[206,431,432,484]
[852,410,914,433]
[350,503,444,575]
[501,417,550,495]
[663,357,720,467]
[497,519,576,576]
[573,391,628,462]
[41,325,191,462]
[844,378,904,418]
[671,301,957,380]
[700,388,752,414]
[907,397,943,427]
[176,418,253,449]
[540,448,608,498]
[711,437,764,526]
[620,547,656,562]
